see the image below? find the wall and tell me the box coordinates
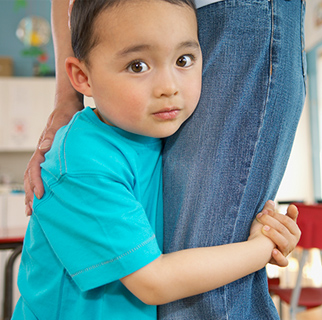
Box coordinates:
[275,0,322,204]
[305,0,322,51]
[275,98,314,203]
[0,0,321,76]
[0,0,55,76]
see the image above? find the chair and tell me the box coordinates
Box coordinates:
[0,227,25,320]
[270,203,322,320]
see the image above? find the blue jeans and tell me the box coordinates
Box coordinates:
[160,0,306,319]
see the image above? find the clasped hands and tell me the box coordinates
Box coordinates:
[252,200,301,267]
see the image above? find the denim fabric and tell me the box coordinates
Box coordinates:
[160,0,306,319]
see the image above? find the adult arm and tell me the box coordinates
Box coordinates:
[24,0,83,216]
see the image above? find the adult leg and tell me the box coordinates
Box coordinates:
[160,0,306,319]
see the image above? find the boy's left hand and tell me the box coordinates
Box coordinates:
[256,201,301,267]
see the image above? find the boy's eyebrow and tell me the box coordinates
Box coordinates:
[117,44,151,57]
[177,40,200,51]
[116,40,200,57]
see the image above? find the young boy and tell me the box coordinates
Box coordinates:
[13,1,300,319]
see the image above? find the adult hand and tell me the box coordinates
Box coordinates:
[24,98,83,216]
[24,0,86,216]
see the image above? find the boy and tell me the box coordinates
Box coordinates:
[13,1,300,319]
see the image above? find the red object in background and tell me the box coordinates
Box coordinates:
[37,52,48,63]
[269,203,322,320]
[295,203,322,249]
[0,227,25,244]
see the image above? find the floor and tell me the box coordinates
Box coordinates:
[295,307,322,320]
[273,297,322,319]
[269,248,322,319]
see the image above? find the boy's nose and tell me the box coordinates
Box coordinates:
[153,69,179,98]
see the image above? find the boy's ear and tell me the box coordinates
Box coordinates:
[65,57,93,97]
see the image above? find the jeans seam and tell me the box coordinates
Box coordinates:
[230,0,272,241]
[226,3,273,318]
[301,0,307,94]
[224,285,229,319]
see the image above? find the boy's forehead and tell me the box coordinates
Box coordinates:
[93,1,198,45]
[98,0,196,22]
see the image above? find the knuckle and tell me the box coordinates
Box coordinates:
[274,221,287,234]
[296,228,302,242]
[278,237,288,251]
[267,209,275,216]
[279,215,291,228]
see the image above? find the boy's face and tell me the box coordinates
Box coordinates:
[84,0,202,138]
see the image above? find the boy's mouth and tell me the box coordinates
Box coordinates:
[153,107,180,120]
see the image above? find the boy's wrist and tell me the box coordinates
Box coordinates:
[249,230,275,252]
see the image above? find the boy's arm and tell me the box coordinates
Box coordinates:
[122,222,274,305]
[121,201,299,305]
[24,0,83,216]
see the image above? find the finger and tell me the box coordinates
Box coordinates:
[36,121,55,153]
[24,169,34,206]
[258,213,290,234]
[38,139,53,152]
[257,200,276,220]
[23,106,80,211]
[38,107,75,149]
[261,200,276,213]
[24,150,45,200]
[36,107,68,152]
[271,249,289,268]
[24,165,35,216]
[285,204,299,223]
[258,210,299,238]
[25,202,33,217]
[29,164,45,200]
[24,116,56,200]
[262,224,291,256]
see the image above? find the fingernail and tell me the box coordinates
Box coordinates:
[258,209,268,218]
[34,187,40,199]
[25,204,32,216]
[268,200,275,207]
[39,139,51,150]
[263,225,270,232]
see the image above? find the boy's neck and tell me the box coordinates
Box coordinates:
[94,108,114,127]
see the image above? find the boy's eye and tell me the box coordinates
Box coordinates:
[176,55,194,68]
[127,61,149,73]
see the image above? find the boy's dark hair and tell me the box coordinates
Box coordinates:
[70,0,197,64]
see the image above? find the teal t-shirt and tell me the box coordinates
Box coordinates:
[12,107,163,319]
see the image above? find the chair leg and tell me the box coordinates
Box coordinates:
[279,298,283,320]
[3,245,22,320]
[289,249,309,320]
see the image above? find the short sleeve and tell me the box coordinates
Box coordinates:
[33,171,162,292]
